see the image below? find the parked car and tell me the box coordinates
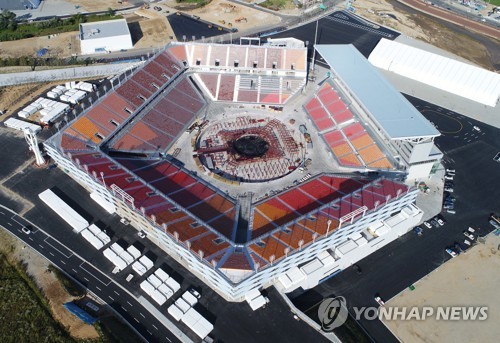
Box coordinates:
[463,231,474,240]
[437,218,445,226]
[444,187,454,193]
[467,227,475,233]
[423,221,432,229]
[414,227,423,236]
[138,231,147,239]
[489,219,500,229]
[446,169,456,173]
[443,204,454,210]
[447,209,456,214]
[444,175,454,180]
[126,274,134,282]
[120,218,130,225]
[445,248,457,258]
[374,295,385,306]
[431,219,440,228]
[463,239,471,246]
[21,226,31,234]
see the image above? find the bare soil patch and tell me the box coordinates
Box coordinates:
[384,234,500,343]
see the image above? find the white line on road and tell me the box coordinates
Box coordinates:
[121,306,128,312]
[84,277,89,282]
[49,252,55,257]
[139,312,145,318]
[96,286,101,291]
[114,290,120,296]
[134,317,139,323]
[7,222,12,226]
[109,296,114,301]
[44,238,73,258]
[28,237,33,241]
[166,338,172,342]
[147,330,152,335]
[72,268,78,273]
[152,324,158,331]
[38,244,44,249]
[60,260,66,265]
[79,262,111,286]
[0,211,4,215]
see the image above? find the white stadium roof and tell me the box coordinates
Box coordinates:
[368,38,500,107]
[315,44,440,140]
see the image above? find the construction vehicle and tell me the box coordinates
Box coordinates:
[235,17,247,23]
[219,20,226,24]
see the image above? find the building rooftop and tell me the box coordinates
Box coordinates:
[80,19,131,41]
[315,44,440,140]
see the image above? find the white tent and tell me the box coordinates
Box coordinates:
[369,38,500,107]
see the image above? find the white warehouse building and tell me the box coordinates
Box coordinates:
[80,19,133,55]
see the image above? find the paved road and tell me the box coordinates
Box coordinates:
[0,207,181,343]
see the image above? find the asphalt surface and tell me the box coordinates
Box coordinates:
[167,13,230,40]
[268,11,400,58]
[0,207,179,343]
[290,95,500,342]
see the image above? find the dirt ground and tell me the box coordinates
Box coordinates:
[384,234,500,343]
[0,31,79,59]
[163,0,282,33]
[352,0,498,69]
[0,228,99,340]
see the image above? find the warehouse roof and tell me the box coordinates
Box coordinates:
[315,44,440,140]
[80,19,131,41]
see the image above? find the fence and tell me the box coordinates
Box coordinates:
[0,62,142,87]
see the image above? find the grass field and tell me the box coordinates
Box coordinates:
[488,0,500,6]
[0,254,76,342]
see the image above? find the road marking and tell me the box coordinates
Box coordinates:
[38,244,44,249]
[134,317,139,323]
[127,301,133,306]
[72,268,78,273]
[79,262,111,286]
[43,237,73,258]
[84,277,89,282]
[28,237,33,241]
[109,296,114,301]
[139,312,145,318]
[147,330,152,335]
[49,252,55,257]
[152,324,158,330]
[96,286,101,291]
[7,222,12,226]
[121,306,128,312]
[0,211,4,215]
[166,338,172,342]
[114,290,120,296]
[60,260,66,265]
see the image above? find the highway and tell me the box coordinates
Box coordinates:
[0,206,181,343]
